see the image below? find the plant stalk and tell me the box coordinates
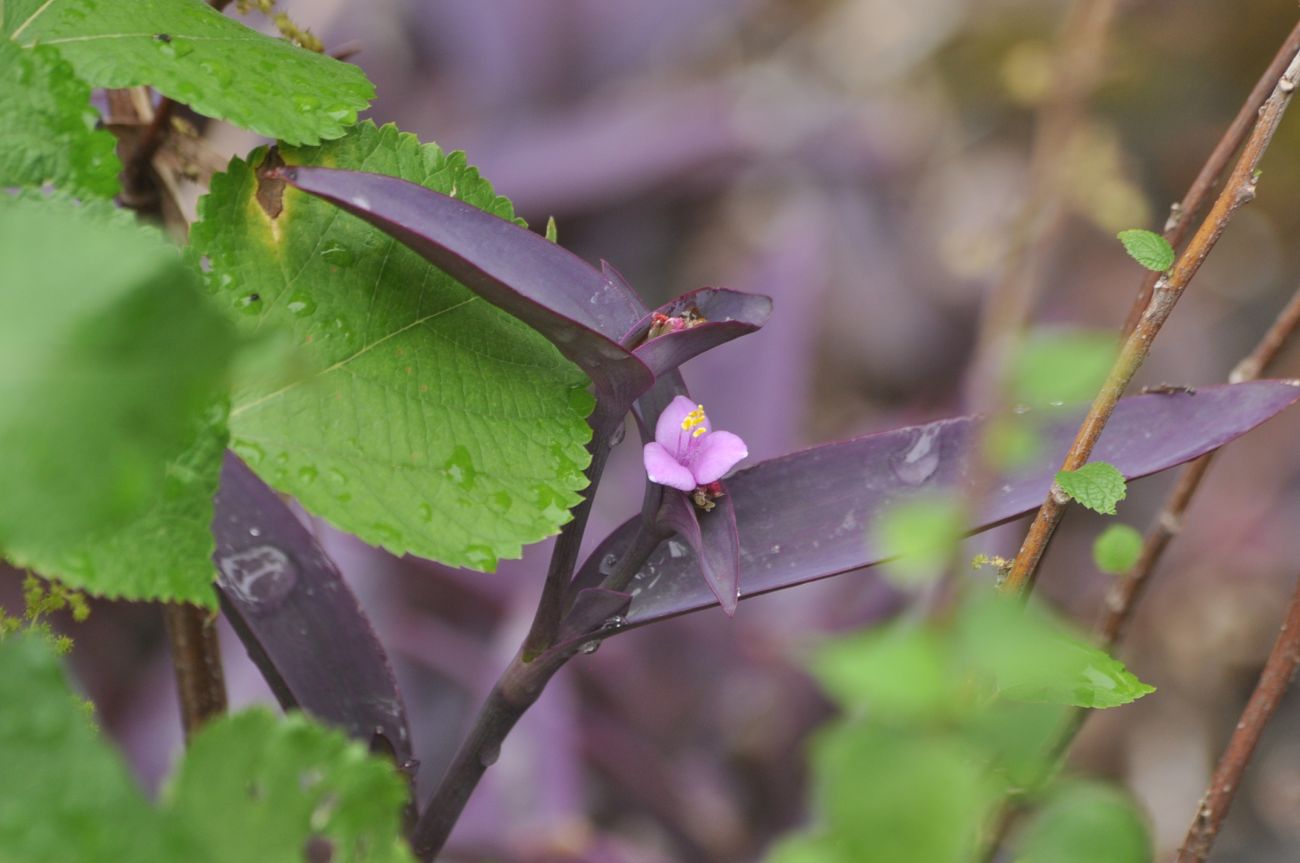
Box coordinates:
[161,603,228,740]
[1001,46,1300,596]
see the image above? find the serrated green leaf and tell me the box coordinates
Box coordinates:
[1117,229,1175,272]
[0,634,196,863]
[0,41,120,197]
[191,122,593,571]
[0,194,233,605]
[1093,523,1143,575]
[6,0,372,145]
[166,710,412,863]
[958,590,1155,709]
[874,495,964,588]
[0,635,413,863]
[1056,461,1127,515]
[1016,781,1150,863]
[1011,329,1117,408]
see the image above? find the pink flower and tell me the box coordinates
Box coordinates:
[642,396,748,492]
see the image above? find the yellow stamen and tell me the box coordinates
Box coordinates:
[680,404,708,432]
[692,426,707,438]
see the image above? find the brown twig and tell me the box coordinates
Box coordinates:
[1175,572,1300,862]
[119,98,176,207]
[1000,46,1300,596]
[162,603,228,740]
[1120,20,1300,337]
[1098,284,1300,644]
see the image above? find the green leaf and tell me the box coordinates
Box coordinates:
[6,0,373,146]
[810,724,999,863]
[0,41,120,197]
[0,635,413,863]
[1093,523,1143,574]
[1055,461,1127,515]
[0,634,196,862]
[0,194,233,605]
[191,122,594,571]
[874,495,964,587]
[1011,329,1117,408]
[166,710,412,863]
[810,622,952,720]
[764,835,847,863]
[958,590,1155,709]
[1117,229,1175,272]
[1016,781,1151,863]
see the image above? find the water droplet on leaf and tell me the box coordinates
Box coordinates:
[320,243,354,267]
[232,440,265,466]
[286,291,317,317]
[218,545,297,612]
[441,446,478,490]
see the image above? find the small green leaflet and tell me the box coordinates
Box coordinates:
[5,0,373,145]
[1093,523,1143,574]
[1056,461,1127,515]
[0,194,232,606]
[0,634,413,863]
[1117,228,1175,272]
[0,41,120,198]
[192,122,594,571]
[874,495,964,588]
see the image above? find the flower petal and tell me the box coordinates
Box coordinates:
[687,431,748,484]
[643,442,697,491]
[655,395,702,459]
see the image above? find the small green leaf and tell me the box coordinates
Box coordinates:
[958,590,1155,709]
[192,122,593,570]
[0,41,120,198]
[1011,329,1117,408]
[1093,523,1143,574]
[810,623,952,720]
[6,0,373,146]
[0,194,234,605]
[0,635,414,863]
[545,215,558,243]
[1056,462,1127,515]
[166,711,412,862]
[874,495,964,587]
[1117,229,1175,272]
[1016,781,1151,863]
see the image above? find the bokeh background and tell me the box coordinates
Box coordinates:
[9,1,1300,860]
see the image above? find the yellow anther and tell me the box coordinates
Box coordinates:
[692,426,707,438]
[680,405,708,432]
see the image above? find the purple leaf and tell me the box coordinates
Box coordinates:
[213,454,415,784]
[273,165,653,413]
[624,288,774,377]
[655,489,741,616]
[576,381,1300,628]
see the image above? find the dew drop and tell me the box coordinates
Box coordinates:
[599,553,618,575]
[297,465,319,484]
[464,545,498,571]
[232,440,265,466]
[478,744,500,767]
[293,93,321,113]
[487,491,512,514]
[417,503,433,522]
[286,291,317,317]
[218,545,297,612]
[248,526,262,538]
[199,59,233,86]
[237,292,263,315]
[889,426,941,486]
[577,640,601,655]
[441,446,478,490]
[371,523,402,546]
[606,422,627,448]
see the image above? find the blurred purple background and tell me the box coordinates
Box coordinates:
[9,1,1300,860]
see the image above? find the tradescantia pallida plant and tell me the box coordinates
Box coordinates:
[4,2,1300,861]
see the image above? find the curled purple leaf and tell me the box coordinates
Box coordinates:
[577,381,1300,628]
[625,288,774,377]
[656,489,741,616]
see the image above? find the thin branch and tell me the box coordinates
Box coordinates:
[161,603,228,740]
[119,97,175,208]
[1098,283,1300,645]
[1176,571,1300,863]
[1000,46,1300,596]
[1120,20,1300,337]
